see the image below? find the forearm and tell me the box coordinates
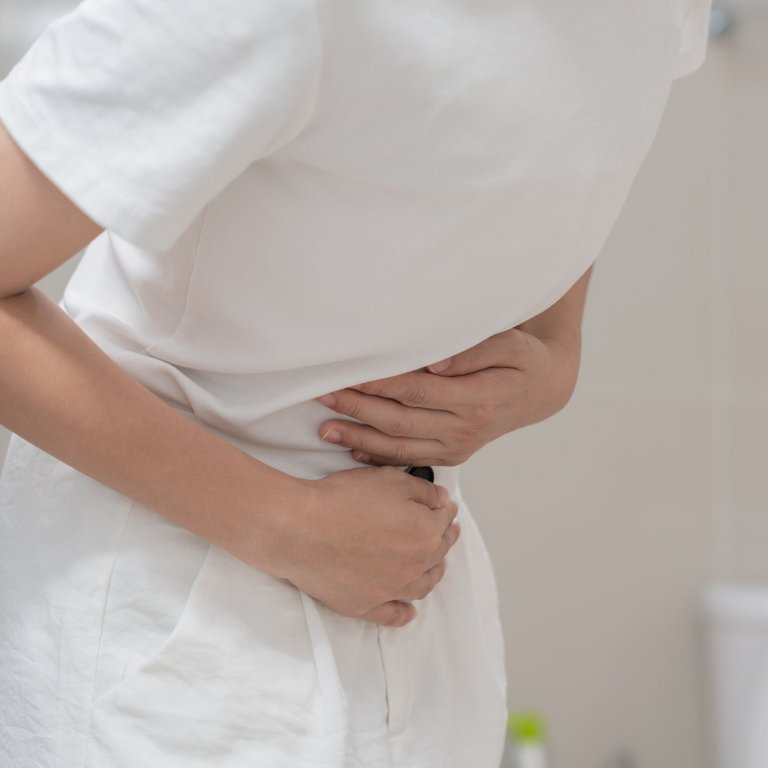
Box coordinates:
[513,263,593,410]
[515,264,593,347]
[0,127,459,628]
[0,286,304,571]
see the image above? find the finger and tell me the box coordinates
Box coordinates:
[351,450,429,468]
[395,560,447,601]
[349,450,386,466]
[427,328,532,376]
[317,386,456,438]
[321,420,446,466]
[425,520,461,569]
[349,371,464,411]
[409,490,459,535]
[360,600,416,628]
[432,498,460,533]
[405,476,452,510]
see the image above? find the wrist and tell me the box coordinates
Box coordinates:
[246,469,317,579]
[178,438,310,577]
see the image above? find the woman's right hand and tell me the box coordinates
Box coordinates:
[268,466,460,628]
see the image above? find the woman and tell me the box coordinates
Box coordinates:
[0,0,711,765]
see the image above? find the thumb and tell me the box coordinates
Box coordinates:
[426,329,528,376]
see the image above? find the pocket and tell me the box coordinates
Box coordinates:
[90,501,211,705]
[86,545,350,768]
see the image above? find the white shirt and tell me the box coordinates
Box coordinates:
[0,2,712,766]
[0,0,711,479]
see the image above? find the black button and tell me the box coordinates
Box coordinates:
[406,466,435,483]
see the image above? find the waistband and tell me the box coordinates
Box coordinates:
[162,398,462,497]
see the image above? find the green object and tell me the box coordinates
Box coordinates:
[507,712,546,745]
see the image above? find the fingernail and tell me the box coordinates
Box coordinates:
[320,428,342,443]
[352,451,371,463]
[427,358,451,374]
[316,393,337,407]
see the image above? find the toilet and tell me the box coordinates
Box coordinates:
[703,585,768,768]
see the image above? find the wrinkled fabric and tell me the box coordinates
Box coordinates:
[0,0,711,471]
[0,0,711,764]
[0,434,506,767]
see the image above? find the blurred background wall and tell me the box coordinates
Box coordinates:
[1,2,767,767]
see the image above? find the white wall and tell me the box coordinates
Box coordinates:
[460,65,715,766]
[461,15,768,766]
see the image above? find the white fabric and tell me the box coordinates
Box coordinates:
[675,0,714,78]
[0,0,711,765]
[0,436,505,767]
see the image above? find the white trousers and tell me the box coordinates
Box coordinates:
[0,433,507,767]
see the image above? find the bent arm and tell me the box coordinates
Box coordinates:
[0,121,463,628]
[313,264,595,466]
[516,264,593,347]
[512,262,594,409]
[0,122,302,572]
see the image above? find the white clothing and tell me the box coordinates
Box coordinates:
[0,0,711,765]
[1,436,504,767]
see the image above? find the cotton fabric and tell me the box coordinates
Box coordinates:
[0,0,711,765]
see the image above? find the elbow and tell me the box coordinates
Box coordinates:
[0,284,34,301]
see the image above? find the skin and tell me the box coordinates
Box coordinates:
[0,118,588,627]
[0,121,458,628]
[316,266,593,467]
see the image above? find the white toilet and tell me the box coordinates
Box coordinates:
[704,585,768,768]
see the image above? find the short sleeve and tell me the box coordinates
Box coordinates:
[0,0,323,251]
[673,0,713,79]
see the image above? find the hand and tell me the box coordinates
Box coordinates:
[276,466,460,627]
[315,327,581,467]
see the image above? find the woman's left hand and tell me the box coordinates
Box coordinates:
[315,326,582,467]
